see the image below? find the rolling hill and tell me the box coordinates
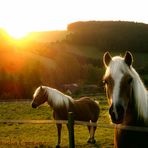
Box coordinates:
[27,30,67,43]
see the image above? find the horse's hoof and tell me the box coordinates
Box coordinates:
[56,144,60,148]
[91,139,96,144]
[87,138,96,144]
[87,139,91,144]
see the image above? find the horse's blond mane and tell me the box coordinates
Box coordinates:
[43,86,74,108]
[131,67,148,122]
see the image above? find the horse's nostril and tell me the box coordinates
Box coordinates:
[109,105,116,122]
[116,104,124,117]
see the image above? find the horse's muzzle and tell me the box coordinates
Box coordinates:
[109,104,124,124]
[32,102,37,108]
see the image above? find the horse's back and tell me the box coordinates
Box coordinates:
[53,97,100,122]
[73,97,100,122]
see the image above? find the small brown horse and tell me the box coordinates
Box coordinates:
[103,51,148,148]
[32,86,100,148]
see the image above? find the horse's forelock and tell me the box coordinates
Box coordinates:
[108,56,133,81]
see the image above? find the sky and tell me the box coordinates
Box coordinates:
[0,0,147,38]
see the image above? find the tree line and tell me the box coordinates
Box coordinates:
[66,21,148,52]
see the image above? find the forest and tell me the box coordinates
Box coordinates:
[0,21,148,100]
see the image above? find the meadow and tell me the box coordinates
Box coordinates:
[0,95,114,148]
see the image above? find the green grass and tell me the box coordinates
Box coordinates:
[0,102,52,120]
[0,96,114,148]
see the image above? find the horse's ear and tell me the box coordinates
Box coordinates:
[124,51,133,66]
[103,52,112,68]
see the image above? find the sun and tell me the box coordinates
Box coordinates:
[6,27,29,39]
[0,0,70,40]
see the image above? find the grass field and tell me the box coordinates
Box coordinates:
[0,96,114,148]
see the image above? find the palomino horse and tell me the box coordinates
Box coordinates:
[32,86,100,148]
[103,51,148,148]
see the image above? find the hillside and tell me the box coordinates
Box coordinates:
[0,49,57,100]
[27,30,67,43]
[0,50,56,72]
[0,21,148,101]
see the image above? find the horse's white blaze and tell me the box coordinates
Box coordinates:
[33,87,40,99]
[112,77,122,119]
[108,57,125,119]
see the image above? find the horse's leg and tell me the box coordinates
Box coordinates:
[87,125,96,144]
[91,126,97,143]
[87,125,91,133]
[56,123,62,148]
[87,125,91,143]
